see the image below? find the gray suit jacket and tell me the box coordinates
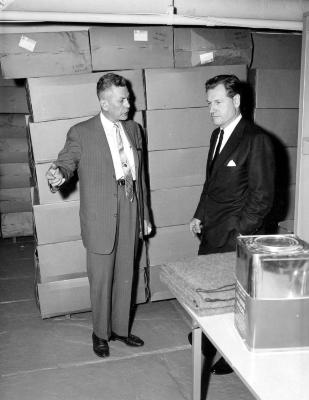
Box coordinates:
[55,114,150,254]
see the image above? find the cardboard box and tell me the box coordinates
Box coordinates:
[0,25,94,34]
[28,111,144,163]
[37,276,91,318]
[151,186,202,228]
[0,162,32,189]
[28,116,92,163]
[148,147,207,190]
[145,65,247,110]
[251,32,302,70]
[0,187,32,213]
[0,137,28,163]
[36,266,147,318]
[149,265,173,301]
[27,70,145,122]
[90,26,173,70]
[249,69,300,109]
[1,211,33,238]
[146,107,213,151]
[254,109,298,147]
[0,86,29,113]
[33,200,81,245]
[36,240,87,282]
[147,225,199,267]
[0,30,91,79]
[174,27,252,67]
[0,114,27,138]
[0,76,20,86]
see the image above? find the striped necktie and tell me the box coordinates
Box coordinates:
[114,122,134,202]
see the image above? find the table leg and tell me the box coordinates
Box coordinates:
[192,324,202,400]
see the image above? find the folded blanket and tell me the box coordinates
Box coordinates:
[160,252,236,316]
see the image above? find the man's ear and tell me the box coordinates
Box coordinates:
[99,98,108,111]
[233,93,241,109]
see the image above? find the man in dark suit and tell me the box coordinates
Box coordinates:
[189,74,275,373]
[46,73,152,358]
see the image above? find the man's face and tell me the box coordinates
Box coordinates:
[206,83,240,128]
[100,85,130,122]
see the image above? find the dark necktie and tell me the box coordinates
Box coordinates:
[114,123,134,202]
[210,129,224,174]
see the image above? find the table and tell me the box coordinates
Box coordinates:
[182,304,309,400]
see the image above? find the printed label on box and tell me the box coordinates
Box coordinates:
[134,30,148,42]
[200,52,214,64]
[19,35,37,52]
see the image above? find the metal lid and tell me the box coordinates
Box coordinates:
[249,235,303,253]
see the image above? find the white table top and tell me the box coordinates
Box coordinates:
[185,306,309,400]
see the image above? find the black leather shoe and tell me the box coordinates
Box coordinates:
[92,332,110,358]
[211,357,233,375]
[110,332,144,347]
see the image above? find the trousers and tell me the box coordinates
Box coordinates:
[86,184,138,339]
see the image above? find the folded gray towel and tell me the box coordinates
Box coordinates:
[160,252,236,316]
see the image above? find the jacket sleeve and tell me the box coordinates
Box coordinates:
[194,178,208,221]
[54,126,81,181]
[193,132,216,221]
[140,127,151,223]
[238,132,275,234]
[133,123,150,223]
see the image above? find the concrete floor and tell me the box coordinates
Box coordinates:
[0,236,255,400]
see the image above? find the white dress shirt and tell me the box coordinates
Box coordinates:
[100,112,136,180]
[213,114,242,157]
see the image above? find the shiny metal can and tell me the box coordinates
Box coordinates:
[234,234,309,351]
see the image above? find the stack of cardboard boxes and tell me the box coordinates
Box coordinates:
[0,77,32,238]
[250,32,301,234]
[27,70,146,317]
[0,25,174,317]
[144,64,248,300]
[0,25,302,317]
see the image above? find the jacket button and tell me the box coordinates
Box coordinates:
[113,213,117,218]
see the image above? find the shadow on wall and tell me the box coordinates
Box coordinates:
[240,80,291,233]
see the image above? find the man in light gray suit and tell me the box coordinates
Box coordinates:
[46,73,152,358]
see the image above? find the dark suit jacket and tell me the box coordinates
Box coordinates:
[194,118,275,254]
[55,114,150,254]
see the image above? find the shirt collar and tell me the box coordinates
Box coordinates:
[100,111,119,130]
[220,114,242,136]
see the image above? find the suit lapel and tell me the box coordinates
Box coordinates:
[121,121,139,179]
[92,114,115,167]
[208,118,245,179]
[207,128,220,180]
[93,114,110,148]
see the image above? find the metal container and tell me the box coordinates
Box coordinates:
[234,234,309,351]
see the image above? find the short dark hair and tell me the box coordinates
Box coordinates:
[96,73,127,98]
[205,74,241,99]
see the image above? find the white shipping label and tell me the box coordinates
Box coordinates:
[134,30,148,42]
[200,52,214,64]
[19,35,37,52]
